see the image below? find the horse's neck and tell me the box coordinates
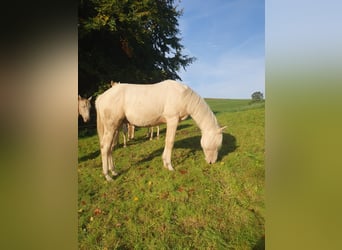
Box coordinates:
[187,92,219,132]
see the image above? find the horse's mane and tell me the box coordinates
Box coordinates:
[183,87,219,131]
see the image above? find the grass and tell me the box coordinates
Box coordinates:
[78,99,264,249]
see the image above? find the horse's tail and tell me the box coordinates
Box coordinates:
[95,98,104,147]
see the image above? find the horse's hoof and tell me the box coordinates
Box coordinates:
[105,175,113,181]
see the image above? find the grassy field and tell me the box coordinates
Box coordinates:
[78,99,265,249]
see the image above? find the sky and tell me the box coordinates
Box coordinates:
[177,0,265,99]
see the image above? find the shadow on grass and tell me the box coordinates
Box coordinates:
[78,149,100,162]
[177,123,192,131]
[78,132,160,163]
[78,137,146,163]
[79,131,237,167]
[137,132,237,164]
[78,127,97,138]
[78,133,159,163]
[218,133,237,161]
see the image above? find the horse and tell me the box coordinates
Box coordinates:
[95,80,226,181]
[78,95,92,122]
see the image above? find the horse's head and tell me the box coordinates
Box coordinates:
[201,126,226,164]
[78,95,92,122]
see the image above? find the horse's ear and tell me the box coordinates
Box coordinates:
[218,126,227,133]
[88,96,93,101]
[78,95,81,100]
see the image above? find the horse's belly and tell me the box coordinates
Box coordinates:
[125,113,166,127]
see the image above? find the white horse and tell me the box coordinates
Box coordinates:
[78,95,92,122]
[96,80,225,181]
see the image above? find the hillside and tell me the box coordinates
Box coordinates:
[78,99,265,249]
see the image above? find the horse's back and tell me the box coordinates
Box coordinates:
[96,80,191,126]
[120,80,188,96]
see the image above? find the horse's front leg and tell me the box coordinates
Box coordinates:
[108,129,119,177]
[101,128,116,181]
[121,123,128,147]
[162,119,178,171]
[110,129,119,151]
[122,131,127,147]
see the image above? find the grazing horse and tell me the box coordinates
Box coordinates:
[78,95,92,122]
[95,80,226,181]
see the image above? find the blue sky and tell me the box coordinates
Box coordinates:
[177,0,265,99]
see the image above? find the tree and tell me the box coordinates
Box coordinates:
[78,0,195,96]
[251,91,264,102]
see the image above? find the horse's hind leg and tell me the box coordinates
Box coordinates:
[156,126,160,139]
[146,127,150,139]
[150,127,154,140]
[129,125,135,140]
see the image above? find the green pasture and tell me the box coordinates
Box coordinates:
[78,99,265,249]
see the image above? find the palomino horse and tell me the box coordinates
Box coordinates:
[96,80,225,181]
[78,95,92,122]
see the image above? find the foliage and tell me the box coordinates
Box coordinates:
[79,0,195,96]
[251,91,264,102]
[78,99,265,249]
